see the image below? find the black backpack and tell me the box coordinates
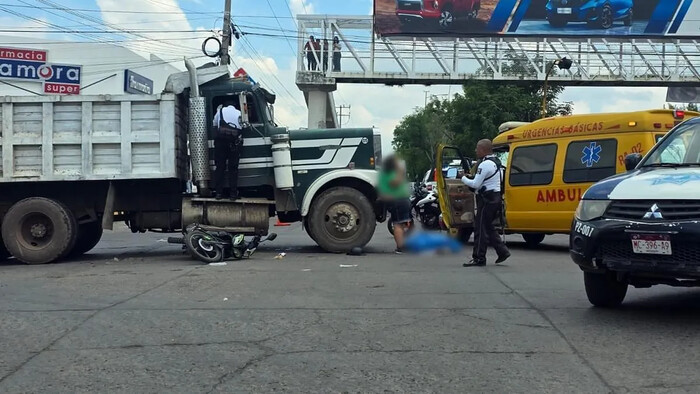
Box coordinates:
[214,107,241,142]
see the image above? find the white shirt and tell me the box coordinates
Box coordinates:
[461,155,502,193]
[213,105,242,128]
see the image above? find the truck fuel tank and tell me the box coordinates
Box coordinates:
[182,197,273,235]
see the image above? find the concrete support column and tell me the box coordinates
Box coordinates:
[306,90,329,129]
[296,72,338,130]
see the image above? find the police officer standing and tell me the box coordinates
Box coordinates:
[213,100,243,200]
[460,139,510,267]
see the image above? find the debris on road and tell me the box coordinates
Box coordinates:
[302,269,312,272]
[209,262,227,267]
[274,253,287,260]
[339,264,358,268]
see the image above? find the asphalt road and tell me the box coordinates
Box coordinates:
[1,223,699,393]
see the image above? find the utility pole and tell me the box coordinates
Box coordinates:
[221,0,232,66]
[424,90,430,107]
[336,105,351,128]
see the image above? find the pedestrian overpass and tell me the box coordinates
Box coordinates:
[295,15,700,129]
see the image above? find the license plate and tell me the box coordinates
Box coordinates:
[631,234,672,255]
[557,8,572,14]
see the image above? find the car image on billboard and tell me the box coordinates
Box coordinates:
[374,0,693,38]
[546,0,633,29]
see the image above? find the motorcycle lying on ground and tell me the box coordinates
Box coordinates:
[170,224,278,264]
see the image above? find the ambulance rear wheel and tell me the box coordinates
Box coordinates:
[308,187,376,253]
[1,197,78,265]
[457,228,473,245]
[522,233,545,247]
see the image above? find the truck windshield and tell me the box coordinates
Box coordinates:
[642,122,700,167]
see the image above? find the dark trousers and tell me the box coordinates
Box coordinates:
[214,138,241,197]
[473,193,509,263]
[333,52,341,71]
[307,53,317,70]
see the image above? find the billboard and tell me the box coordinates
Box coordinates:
[375,0,699,38]
[0,47,81,95]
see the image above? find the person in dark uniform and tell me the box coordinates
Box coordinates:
[213,100,243,199]
[460,139,510,267]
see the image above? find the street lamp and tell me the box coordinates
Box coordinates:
[541,57,573,117]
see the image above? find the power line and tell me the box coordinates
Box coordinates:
[265,0,297,56]
[34,0,202,55]
[0,3,219,15]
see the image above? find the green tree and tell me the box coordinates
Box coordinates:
[392,100,452,180]
[392,54,572,177]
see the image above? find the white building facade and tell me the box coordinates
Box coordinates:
[0,37,181,96]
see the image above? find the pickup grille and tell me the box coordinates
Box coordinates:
[604,200,700,221]
[600,240,700,270]
[397,1,422,11]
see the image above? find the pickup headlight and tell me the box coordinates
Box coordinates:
[575,200,611,221]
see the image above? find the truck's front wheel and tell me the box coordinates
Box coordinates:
[1,198,78,265]
[308,187,376,253]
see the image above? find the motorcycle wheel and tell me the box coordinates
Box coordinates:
[184,230,224,264]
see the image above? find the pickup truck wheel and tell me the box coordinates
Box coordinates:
[584,272,628,307]
[1,198,78,265]
[308,187,376,253]
[67,221,103,258]
[522,233,545,247]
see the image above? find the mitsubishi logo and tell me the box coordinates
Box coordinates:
[643,204,663,219]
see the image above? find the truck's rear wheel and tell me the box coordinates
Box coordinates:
[67,221,103,258]
[1,198,78,265]
[307,187,376,253]
[0,236,10,261]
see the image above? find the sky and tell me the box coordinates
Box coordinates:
[0,0,670,152]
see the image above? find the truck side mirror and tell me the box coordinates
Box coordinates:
[238,93,250,126]
[624,153,642,171]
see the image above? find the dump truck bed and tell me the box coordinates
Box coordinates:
[0,93,188,182]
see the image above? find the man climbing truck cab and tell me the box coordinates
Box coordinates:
[0,64,382,264]
[435,109,697,246]
[571,116,700,307]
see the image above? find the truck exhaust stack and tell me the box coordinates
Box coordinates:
[185,59,211,195]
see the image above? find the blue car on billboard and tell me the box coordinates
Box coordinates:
[546,0,633,29]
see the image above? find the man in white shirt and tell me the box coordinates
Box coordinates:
[213,104,242,129]
[212,100,243,199]
[461,139,510,267]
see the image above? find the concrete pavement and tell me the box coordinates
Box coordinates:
[1,223,699,393]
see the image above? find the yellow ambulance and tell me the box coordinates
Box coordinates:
[437,109,698,246]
